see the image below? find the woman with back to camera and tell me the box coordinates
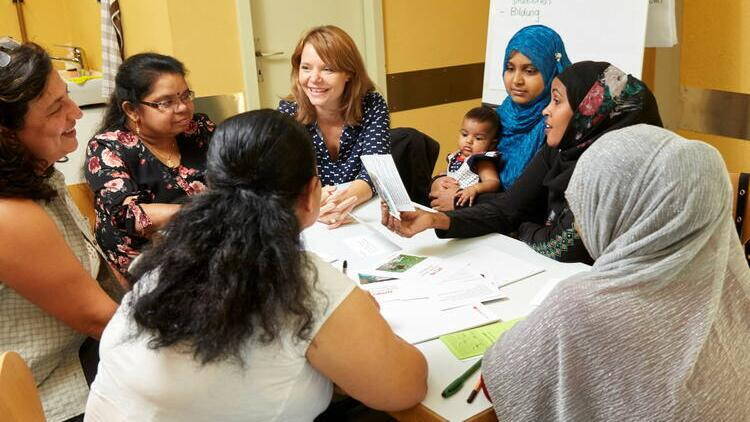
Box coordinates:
[483,124,750,421]
[0,39,118,422]
[85,53,215,281]
[85,110,427,421]
[279,25,390,229]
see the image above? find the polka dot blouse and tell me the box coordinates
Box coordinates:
[278,91,391,189]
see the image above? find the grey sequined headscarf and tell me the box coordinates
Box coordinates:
[482,124,750,421]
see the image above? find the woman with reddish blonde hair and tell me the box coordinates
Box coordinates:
[279,25,390,229]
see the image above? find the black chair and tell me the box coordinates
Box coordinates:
[730,172,750,266]
[390,127,440,206]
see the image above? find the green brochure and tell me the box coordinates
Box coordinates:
[440,318,524,360]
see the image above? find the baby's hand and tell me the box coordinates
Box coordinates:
[455,186,478,207]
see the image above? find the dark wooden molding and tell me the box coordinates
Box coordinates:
[386,62,485,112]
[681,87,750,141]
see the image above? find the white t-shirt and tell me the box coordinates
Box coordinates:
[84,253,355,422]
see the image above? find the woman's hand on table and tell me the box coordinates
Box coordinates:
[380,201,450,238]
[319,187,357,229]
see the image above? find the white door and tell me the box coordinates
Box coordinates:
[235,0,386,110]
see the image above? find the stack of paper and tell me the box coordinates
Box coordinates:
[356,252,508,344]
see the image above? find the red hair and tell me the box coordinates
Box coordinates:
[287,25,375,126]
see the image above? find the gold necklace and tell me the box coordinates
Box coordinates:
[143,139,180,168]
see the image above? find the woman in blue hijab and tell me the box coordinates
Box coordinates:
[497,25,571,188]
[430,25,570,211]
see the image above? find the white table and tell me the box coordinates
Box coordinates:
[303,200,589,421]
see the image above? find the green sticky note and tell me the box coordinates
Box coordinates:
[440,318,523,360]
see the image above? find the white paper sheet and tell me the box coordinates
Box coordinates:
[361,154,415,218]
[301,220,400,268]
[646,0,678,47]
[445,249,545,288]
[432,279,504,310]
[380,301,498,344]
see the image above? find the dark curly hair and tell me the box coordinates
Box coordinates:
[464,106,501,140]
[130,109,319,365]
[97,52,186,133]
[0,42,56,200]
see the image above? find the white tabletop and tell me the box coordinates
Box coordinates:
[302,199,589,421]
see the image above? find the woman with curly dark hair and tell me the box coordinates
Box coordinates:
[0,39,118,422]
[85,110,427,421]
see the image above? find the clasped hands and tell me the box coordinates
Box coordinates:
[318,185,358,229]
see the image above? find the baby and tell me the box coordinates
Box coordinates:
[434,106,502,208]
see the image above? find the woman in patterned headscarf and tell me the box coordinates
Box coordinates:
[482,124,750,421]
[430,25,571,210]
[384,61,663,264]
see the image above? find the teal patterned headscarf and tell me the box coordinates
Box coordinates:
[496,25,571,188]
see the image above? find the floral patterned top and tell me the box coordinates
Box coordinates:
[278,91,390,190]
[84,113,215,278]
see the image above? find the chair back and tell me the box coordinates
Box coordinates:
[729,173,750,266]
[390,127,441,206]
[0,351,45,422]
[67,183,96,231]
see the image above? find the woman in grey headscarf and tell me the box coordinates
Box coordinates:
[482,124,750,421]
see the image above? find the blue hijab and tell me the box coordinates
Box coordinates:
[496,25,571,188]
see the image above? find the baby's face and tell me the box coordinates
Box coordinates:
[458,118,495,157]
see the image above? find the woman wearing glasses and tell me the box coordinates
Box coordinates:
[0,40,118,422]
[85,53,215,281]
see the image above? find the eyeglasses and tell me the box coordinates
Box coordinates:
[0,37,21,68]
[139,89,195,113]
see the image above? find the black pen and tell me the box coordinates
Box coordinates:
[342,260,348,275]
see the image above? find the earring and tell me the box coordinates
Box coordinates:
[133,120,141,136]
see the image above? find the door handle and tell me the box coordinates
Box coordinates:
[255,51,284,58]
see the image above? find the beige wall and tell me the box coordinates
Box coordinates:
[383,0,490,174]
[66,0,103,71]
[120,0,173,55]
[0,2,23,41]
[120,0,244,97]
[383,0,489,74]
[18,0,71,70]
[681,0,750,94]
[652,0,750,172]
[167,0,244,98]
[2,1,102,71]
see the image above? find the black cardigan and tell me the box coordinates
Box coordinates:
[435,145,594,265]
